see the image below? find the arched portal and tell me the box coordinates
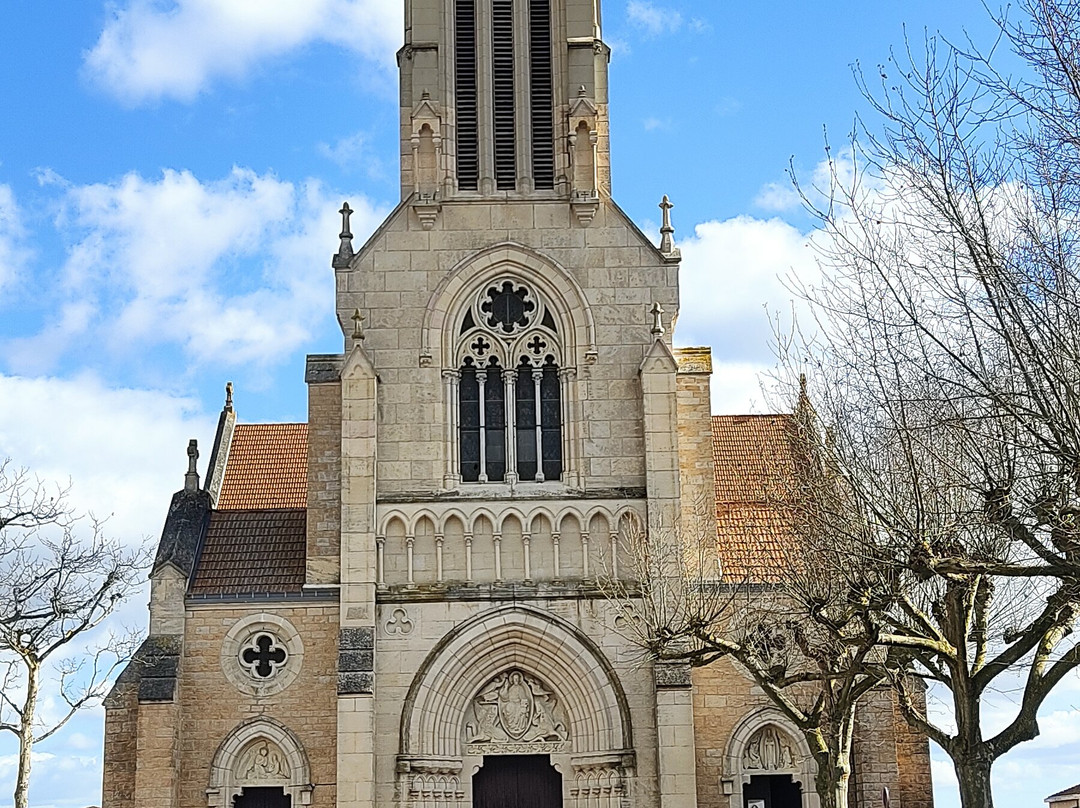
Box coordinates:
[397,605,634,808]
[207,717,313,808]
[725,709,817,808]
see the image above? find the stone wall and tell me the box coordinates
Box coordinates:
[372,597,660,808]
[307,378,342,585]
[337,197,679,497]
[101,679,138,808]
[691,661,934,808]
[176,603,340,808]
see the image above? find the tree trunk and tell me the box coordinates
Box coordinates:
[14,661,38,808]
[815,767,850,808]
[954,756,994,808]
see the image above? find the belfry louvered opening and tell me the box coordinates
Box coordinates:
[454,0,479,191]
[528,0,555,190]
[491,0,517,190]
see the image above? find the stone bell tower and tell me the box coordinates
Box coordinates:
[397,0,611,225]
[312,0,702,805]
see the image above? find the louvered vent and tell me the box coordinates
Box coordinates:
[455,0,479,190]
[529,0,555,190]
[492,0,517,190]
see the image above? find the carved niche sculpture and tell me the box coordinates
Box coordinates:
[236,740,290,782]
[463,670,570,754]
[741,725,796,771]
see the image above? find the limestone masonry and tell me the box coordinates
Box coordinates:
[102,1,934,807]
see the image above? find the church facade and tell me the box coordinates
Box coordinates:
[101,1,934,807]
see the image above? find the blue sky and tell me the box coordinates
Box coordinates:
[0,1,1076,807]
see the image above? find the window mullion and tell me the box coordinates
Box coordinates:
[532,366,544,482]
[503,367,518,484]
[478,368,489,483]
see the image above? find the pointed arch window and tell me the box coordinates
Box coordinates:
[454,281,564,484]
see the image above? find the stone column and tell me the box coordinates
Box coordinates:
[338,343,379,808]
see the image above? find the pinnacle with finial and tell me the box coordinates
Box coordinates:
[650,302,665,337]
[339,202,354,240]
[352,309,366,341]
[335,201,355,266]
[184,439,200,492]
[659,195,676,255]
[224,381,234,412]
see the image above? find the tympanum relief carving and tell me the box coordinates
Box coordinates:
[464,670,569,754]
[742,725,796,771]
[236,740,290,782]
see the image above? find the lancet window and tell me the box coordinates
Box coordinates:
[454,280,564,484]
[452,0,556,192]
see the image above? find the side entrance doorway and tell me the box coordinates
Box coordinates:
[744,774,802,808]
[234,786,291,808]
[474,755,563,808]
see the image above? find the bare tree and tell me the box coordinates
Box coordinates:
[0,461,148,808]
[779,3,1080,805]
[606,408,910,808]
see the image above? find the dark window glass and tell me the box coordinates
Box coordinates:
[484,363,506,482]
[541,309,557,333]
[459,364,481,482]
[483,281,534,333]
[516,359,538,481]
[540,360,562,480]
[460,310,477,335]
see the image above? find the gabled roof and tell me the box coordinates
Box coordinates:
[186,415,798,595]
[711,414,795,580]
[215,423,308,510]
[189,509,307,597]
[1048,784,1080,801]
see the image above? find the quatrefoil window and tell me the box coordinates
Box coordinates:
[482,282,534,334]
[240,633,288,680]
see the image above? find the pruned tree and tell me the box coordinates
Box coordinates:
[605,411,911,808]
[0,461,148,808]
[777,3,1080,806]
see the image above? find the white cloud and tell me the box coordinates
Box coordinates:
[626,1,682,35]
[84,0,402,104]
[318,131,370,169]
[753,181,801,213]
[6,167,386,374]
[674,215,819,414]
[0,183,30,294]
[0,373,214,543]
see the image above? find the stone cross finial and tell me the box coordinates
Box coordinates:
[659,195,676,254]
[650,302,665,337]
[352,309,366,341]
[224,381,234,412]
[337,202,355,264]
[184,439,200,493]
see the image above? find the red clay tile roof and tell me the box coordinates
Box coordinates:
[190,509,306,597]
[712,414,796,581]
[216,423,308,510]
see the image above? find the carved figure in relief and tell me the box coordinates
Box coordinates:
[464,670,568,746]
[499,671,535,740]
[742,726,794,771]
[240,741,289,781]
